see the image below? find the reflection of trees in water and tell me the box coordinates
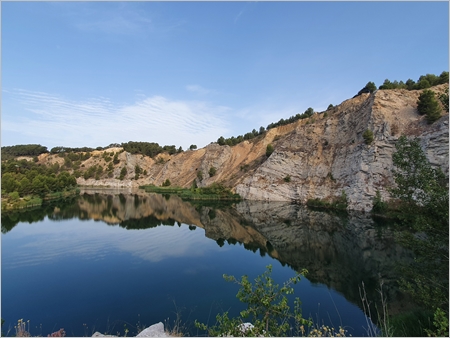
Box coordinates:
[3,192,413,321]
[1,196,80,233]
[120,214,176,230]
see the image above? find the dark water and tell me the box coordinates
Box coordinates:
[1,189,412,337]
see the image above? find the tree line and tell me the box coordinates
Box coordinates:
[378,71,448,90]
[1,144,49,160]
[1,159,77,198]
[121,141,183,157]
[357,71,448,96]
[216,107,316,147]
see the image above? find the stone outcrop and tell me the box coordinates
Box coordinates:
[91,322,169,337]
[235,85,449,211]
[37,85,448,211]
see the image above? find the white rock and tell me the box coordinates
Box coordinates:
[91,332,117,337]
[136,322,168,337]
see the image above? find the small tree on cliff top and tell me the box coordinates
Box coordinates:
[417,89,442,124]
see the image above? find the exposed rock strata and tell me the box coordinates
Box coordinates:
[37,85,448,211]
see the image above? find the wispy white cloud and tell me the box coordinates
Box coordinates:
[64,2,185,37]
[2,89,230,150]
[186,84,213,96]
[74,7,152,36]
[234,10,245,24]
[3,220,215,268]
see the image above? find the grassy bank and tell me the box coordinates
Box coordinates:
[140,183,241,201]
[1,188,80,212]
[306,191,348,212]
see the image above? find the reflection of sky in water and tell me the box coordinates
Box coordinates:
[2,215,375,337]
[2,217,223,269]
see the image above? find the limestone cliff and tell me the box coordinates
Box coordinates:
[37,85,449,211]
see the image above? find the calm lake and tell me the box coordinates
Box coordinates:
[1,188,413,337]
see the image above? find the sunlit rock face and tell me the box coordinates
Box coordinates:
[40,85,448,212]
[236,85,449,211]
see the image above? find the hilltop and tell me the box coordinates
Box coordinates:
[4,84,449,212]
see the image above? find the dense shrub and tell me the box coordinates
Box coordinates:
[372,190,387,213]
[266,144,274,157]
[363,129,374,144]
[209,167,216,177]
[195,265,312,337]
[439,87,449,113]
[119,167,127,180]
[417,90,442,124]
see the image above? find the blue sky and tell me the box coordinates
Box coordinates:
[2,1,449,151]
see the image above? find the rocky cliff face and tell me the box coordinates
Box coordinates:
[38,85,449,211]
[236,85,449,211]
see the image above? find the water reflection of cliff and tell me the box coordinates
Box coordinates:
[3,189,413,316]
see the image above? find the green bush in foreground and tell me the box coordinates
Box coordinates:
[195,265,312,337]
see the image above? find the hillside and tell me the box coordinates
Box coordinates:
[29,84,449,211]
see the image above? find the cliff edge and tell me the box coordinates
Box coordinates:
[37,85,448,212]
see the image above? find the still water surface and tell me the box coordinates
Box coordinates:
[2,189,410,336]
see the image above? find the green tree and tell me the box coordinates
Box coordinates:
[189,144,197,150]
[417,90,442,124]
[162,178,171,187]
[439,87,449,113]
[119,167,127,180]
[363,129,374,144]
[8,191,20,201]
[372,190,387,213]
[379,79,394,90]
[209,166,217,177]
[439,71,449,84]
[365,81,377,92]
[304,107,314,117]
[19,177,32,196]
[135,165,142,175]
[1,173,18,193]
[113,153,120,164]
[357,82,377,95]
[195,265,311,337]
[197,170,203,181]
[31,176,49,197]
[266,144,274,157]
[405,78,416,90]
[416,78,431,90]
